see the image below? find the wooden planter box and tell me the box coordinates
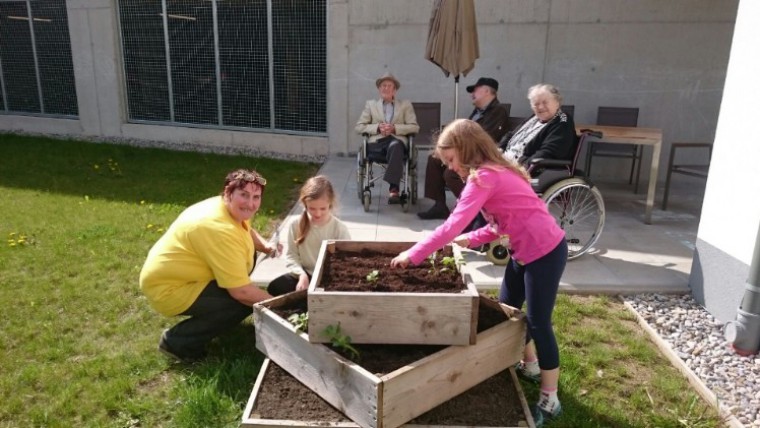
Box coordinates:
[242,359,535,428]
[253,290,526,428]
[307,240,480,345]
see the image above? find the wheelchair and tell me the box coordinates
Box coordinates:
[356,133,418,212]
[486,129,606,265]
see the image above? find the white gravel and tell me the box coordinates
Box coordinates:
[625,293,760,427]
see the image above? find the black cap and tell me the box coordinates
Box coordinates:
[466,77,499,93]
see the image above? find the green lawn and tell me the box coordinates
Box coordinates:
[0,133,723,427]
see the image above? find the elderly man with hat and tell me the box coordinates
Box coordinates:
[355,73,420,204]
[417,76,509,220]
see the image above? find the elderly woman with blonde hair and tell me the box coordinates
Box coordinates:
[501,83,576,170]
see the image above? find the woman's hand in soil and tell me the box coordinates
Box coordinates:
[453,235,470,249]
[390,252,411,268]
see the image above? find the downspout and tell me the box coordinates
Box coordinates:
[724,223,760,356]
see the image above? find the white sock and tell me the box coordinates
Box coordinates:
[538,388,560,414]
[522,359,540,375]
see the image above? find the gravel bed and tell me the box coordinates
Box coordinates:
[625,293,760,427]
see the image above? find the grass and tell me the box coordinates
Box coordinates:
[521,294,724,427]
[0,133,724,427]
[0,133,319,427]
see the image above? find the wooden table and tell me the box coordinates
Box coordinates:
[577,125,663,224]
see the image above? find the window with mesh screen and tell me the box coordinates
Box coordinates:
[0,0,78,116]
[118,0,327,134]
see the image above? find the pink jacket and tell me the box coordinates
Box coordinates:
[407,165,565,265]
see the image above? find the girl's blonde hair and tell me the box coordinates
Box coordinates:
[296,175,337,245]
[434,119,530,183]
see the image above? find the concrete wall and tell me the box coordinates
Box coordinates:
[341,0,737,182]
[0,0,737,175]
[690,0,760,322]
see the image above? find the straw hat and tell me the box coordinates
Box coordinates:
[375,73,401,90]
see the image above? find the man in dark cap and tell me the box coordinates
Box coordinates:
[418,77,509,220]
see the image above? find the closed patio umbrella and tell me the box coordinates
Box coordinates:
[425,0,479,119]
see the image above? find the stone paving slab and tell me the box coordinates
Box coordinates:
[252,156,697,294]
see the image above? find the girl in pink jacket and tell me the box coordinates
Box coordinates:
[391,119,567,426]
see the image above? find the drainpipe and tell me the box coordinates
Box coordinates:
[724,224,760,356]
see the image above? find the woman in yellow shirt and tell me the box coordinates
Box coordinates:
[140,169,275,362]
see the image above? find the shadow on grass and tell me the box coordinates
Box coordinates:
[0,133,319,210]
[161,322,265,426]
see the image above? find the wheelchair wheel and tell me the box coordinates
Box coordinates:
[362,190,371,212]
[410,168,418,204]
[356,152,365,201]
[542,178,605,260]
[486,241,511,266]
[400,192,410,212]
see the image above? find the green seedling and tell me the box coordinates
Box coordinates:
[322,323,360,361]
[429,252,464,275]
[366,269,380,283]
[287,312,309,333]
[440,255,457,272]
[427,252,438,275]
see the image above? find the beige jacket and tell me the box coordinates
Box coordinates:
[354,99,419,145]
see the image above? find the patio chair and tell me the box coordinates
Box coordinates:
[661,142,712,210]
[411,102,441,149]
[586,106,642,192]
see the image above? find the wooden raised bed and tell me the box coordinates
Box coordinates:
[307,240,480,345]
[253,290,526,428]
[241,359,535,428]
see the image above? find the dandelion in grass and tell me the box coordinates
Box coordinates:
[8,232,33,247]
[140,200,146,205]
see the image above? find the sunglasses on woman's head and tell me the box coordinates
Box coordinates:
[232,171,267,186]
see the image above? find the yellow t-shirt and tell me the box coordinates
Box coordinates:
[139,196,255,316]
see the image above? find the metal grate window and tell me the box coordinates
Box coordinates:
[118,0,327,134]
[272,0,326,133]
[0,0,78,116]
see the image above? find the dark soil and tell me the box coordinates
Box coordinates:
[252,363,526,426]
[321,247,465,293]
[256,301,527,425]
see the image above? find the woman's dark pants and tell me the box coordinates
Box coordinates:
[163,280,251,358]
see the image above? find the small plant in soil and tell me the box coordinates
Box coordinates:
[365,269,380,284]
[441,255,460,271]
[428,252,462,275]
[321,323,360,361]
[287,312,309,333]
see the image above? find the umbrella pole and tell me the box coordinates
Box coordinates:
[454,75,459,120]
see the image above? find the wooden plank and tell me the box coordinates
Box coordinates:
[307,240,478,345]
[254,292,382,428]
[509,367,536,428]
[621,300,745,428]
[380,300,526,428]
[308,292,477,345]
[243,358,532,428]
[254,293,527,428]
[576,124,662,145]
